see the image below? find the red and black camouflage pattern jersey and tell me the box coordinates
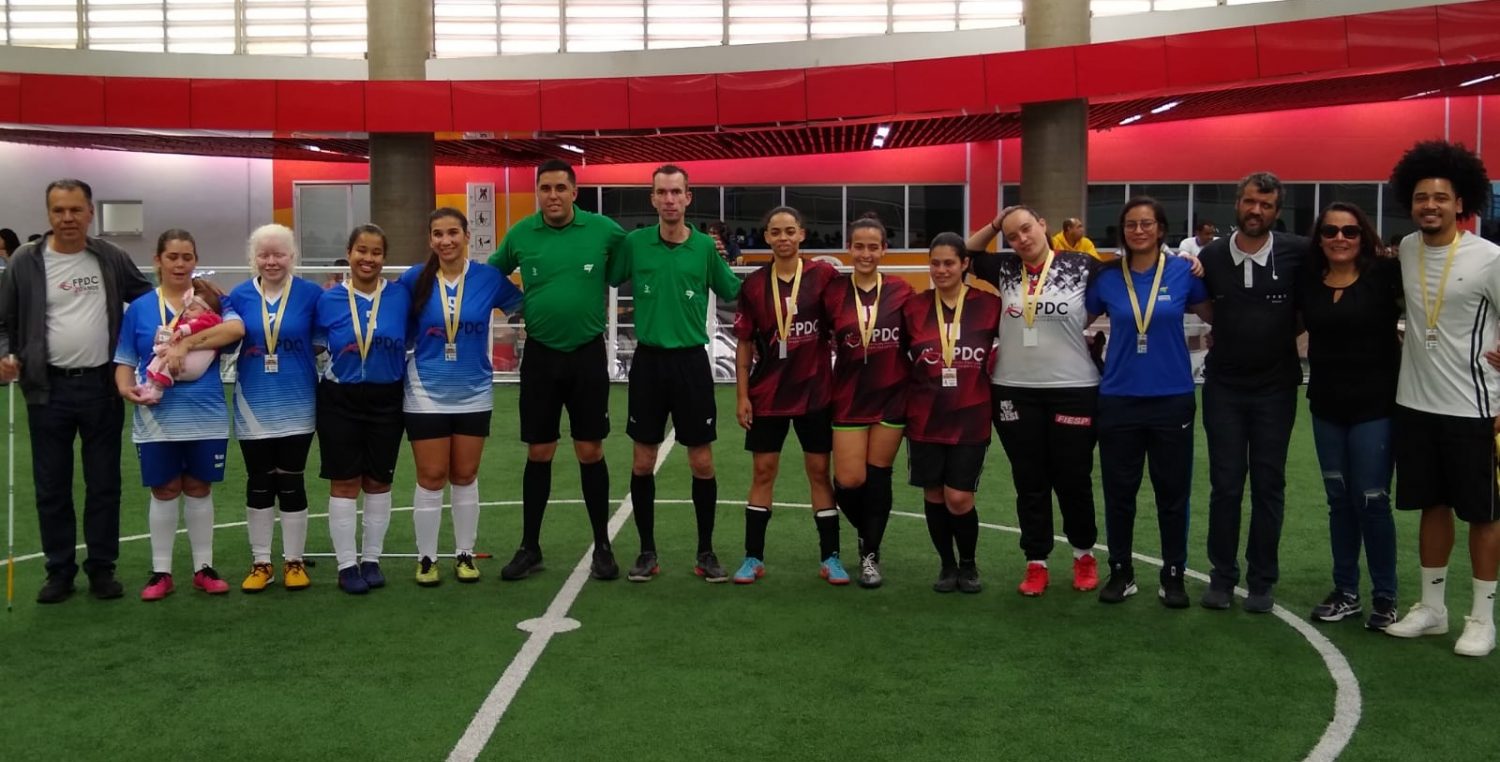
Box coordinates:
[902,287,1002,445]
[822,273,915,425]
[733,258,838,417]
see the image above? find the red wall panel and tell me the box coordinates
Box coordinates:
[0,73,20,123]
[1437,0,1500,60]
[450,80,540,134]
[894,56,986,114]
[985,48,1076,107]
[190,78,276,130]
[1346,8,1440,69]
[276,80,365,132]
[806,64,895,120]
[1074,39,1168,99]
[540,78,629,132]
[968,140,1000,242]
[1165,28,1258,88]
[571,143,968,185]
[716,70,806,125]
[629,74,717,129]
[21,74,105,126]
[105,77,190,129]
[1255,18,1349,78]
[365,81,453,133]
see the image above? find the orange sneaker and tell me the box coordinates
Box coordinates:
[1018,562,1049,596]
[1073,554,1100,592]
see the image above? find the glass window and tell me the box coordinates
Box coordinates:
[1277,182,1316,240]
[567,0,645,52]
[1132,183,1189,247]
[846,186,905,249]
[685,185,722,233]
[575,186,601,214]
[647,0,723,49]
[1000,184,1020,209]
[785,186,844,250]
[724,186,781,249]
[1320,183,1380,225]
[1380,183,1419,246]
[1086,184,1126,248]
[295,183,367,263]
[600,187,657,232]
[727,0,807,45]
[501,0,562,54]
[1192,183,1238,242]
[909,185,965,249]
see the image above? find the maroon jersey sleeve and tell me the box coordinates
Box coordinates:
[739,259,836,417]
[903,288,1001,445]
[830,275,914,425]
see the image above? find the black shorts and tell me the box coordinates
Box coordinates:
[406,410,493,441]
[1394,405,1500,523]
[627,345,717,447]
[907,440,989,492]
[316,381,405,484]
[519,335,611,444]
[239,433,315,474]
[745,408,833,454]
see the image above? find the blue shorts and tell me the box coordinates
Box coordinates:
[137,439,229,488]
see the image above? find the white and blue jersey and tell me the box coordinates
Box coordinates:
[1085,255,1209,398]
[399,261,523,413]
[114,290,238,443]
[227,276,320,440]
[314,279,411,385]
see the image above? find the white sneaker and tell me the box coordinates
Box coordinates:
[1454,617,1496,657]
[1385,602,1449,638]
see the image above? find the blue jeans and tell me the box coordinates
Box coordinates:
[1310,415,1398,600]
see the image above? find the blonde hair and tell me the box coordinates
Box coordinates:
[246,223,299,276]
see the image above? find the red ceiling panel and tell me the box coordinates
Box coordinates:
[540,78,630,132]
[105,77,191,129]
[190,78,276,130]
[451,80,540,134]
[716,70,806,125]
[629,74,717,129]
[365,80,453,132]
[0,73,20,123]
[806,63,895,120]
[276,80,364,132]
[894,56,986,114]
[1165,28,1257,88]
[21,74,105,126]
[1437,0,1500,61]
[985,47,1077,106]
[1255,18,1349,78]
[1347,8,1440,69]
[1074,38,1168,99]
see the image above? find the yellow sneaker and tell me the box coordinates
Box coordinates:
[415,556,441,587]
[283,560,311,591]
[455,553,481,583]
[241,562,275,593]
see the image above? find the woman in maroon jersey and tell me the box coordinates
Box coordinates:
[823,216,915,589]
[903,232,1003,594]
[731,206,846,586]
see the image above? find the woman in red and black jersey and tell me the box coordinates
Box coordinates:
[822,216,914,589]
[903,232,1002,594]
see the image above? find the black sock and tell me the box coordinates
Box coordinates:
[834,482,865,542]
[863,465,893,558]
[745,506,771,560]
[814,508,840,559]
[692,476,717,554]
[580,459,611,547]
[630,472,655,553]
[923,500,956,568]
[951,509,980,566]
[522,459,552,550]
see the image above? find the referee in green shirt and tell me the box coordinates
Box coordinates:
[620,165,742,583]
[487,159,629,582]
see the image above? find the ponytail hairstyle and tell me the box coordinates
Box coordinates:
[411,207,470,317]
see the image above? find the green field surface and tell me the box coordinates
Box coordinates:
[1,385,1496,761]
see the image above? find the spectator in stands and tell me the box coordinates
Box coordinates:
[1050,217,1105,262]
[1177,220,1217,256]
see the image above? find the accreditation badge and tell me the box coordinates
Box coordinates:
[263,354,279,374]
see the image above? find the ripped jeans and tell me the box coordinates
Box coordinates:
[1310,415,1398,600]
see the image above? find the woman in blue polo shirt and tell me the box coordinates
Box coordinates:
[314,224,412,594]
[114,229,246,601]
[400,208,522,588]
[227,223,323,594]
[1085,197,1211,609]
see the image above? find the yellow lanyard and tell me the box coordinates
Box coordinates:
[856,273,883,350]
[347,281,382,363]
[935,285,968,367]
[156,287,186,332]
[1421,233,1461,332]
[771,258,804,345]
[1122,253,1166,337]
[1022,251,1054,328]
[254,277,285,356]
[439,263,467,345]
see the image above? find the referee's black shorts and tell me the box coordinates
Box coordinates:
[627,344,718,447]
[316,380,405,484]
[519,334,611,444]
[1394,405,1500,523]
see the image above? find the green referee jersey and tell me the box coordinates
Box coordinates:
[623,225,742,349]
[487,206,629,352]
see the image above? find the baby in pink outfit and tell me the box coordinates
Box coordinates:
[135,289,223,403]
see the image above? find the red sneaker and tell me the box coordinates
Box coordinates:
[140,572,174,601]
[1072,554,1099,592]
[1018,563,1049,596]
[192,566,230,595]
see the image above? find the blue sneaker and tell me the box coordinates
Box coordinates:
[339,565,370,595]
[820,553,851,586]
[733,557,765,585]
[359,561,385,589]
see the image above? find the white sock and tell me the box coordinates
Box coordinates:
[1473,579,1497,624]
[1073,547,1092,560]
[183,493,216,571]
[279,509,308,561]
[246,507,274,563]
[149,496,180,574]
[451,480,480,555]
[327,497,359,570]
[1029,560,1047,569]
[413,485,445,561]
[361,491,393,563]
[1421,566,1448,611]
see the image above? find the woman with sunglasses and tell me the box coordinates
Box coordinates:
[1301,203,1401,630]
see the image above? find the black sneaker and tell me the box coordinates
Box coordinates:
[500,547,545,581]
[36,574,75,604]
[957,563,982,594]
[1311,590,1362,623]
[627,551,659,582]
[1365,596,1397,631]
[1243,589,1275,614]
[694,551,728,583]
[1098,569,1138,604]
[591,545,620,581]
[932,565,959,593]
[87,570,124,600]
[1158,567,1189,609]
[1199,585,1233,610]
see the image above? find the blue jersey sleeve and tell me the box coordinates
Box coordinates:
[1085,274,1106,317]
[494,273,523,314]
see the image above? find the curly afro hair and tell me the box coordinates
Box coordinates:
[1389,140,1491,221]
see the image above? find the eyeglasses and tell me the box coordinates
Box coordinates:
[1122,220,1158,232]
[1319,225,1362,240]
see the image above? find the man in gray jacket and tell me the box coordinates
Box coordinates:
[0,179,153,603]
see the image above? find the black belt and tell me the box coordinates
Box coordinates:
[47,364,110,377]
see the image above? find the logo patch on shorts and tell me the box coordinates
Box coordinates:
[997,400,1019,422]
[1054,414,1092,427]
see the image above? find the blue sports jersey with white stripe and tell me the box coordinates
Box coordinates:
[314,279,411,385]
[114,289,237,443]
[399,260,523,413]
[228,276,320,439]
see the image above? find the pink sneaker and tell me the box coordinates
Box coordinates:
[192,566,230,595]
[140,572,174,601]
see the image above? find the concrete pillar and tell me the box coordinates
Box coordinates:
[1020,0,1089,237]
[367,0,435,266]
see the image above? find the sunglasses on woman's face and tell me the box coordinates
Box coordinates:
[1319,225,1362,240]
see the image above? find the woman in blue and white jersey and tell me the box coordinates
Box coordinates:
[227,224,324,594]
[399,207,522,587]
[114,229,245,601]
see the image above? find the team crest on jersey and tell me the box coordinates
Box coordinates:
[685,289,696,300]
[584,263,595,273]
[998,400,1019,422]
[643,284,652,295]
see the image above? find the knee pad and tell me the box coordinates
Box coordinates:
[274,471,309,512]
[246,471,276,509]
